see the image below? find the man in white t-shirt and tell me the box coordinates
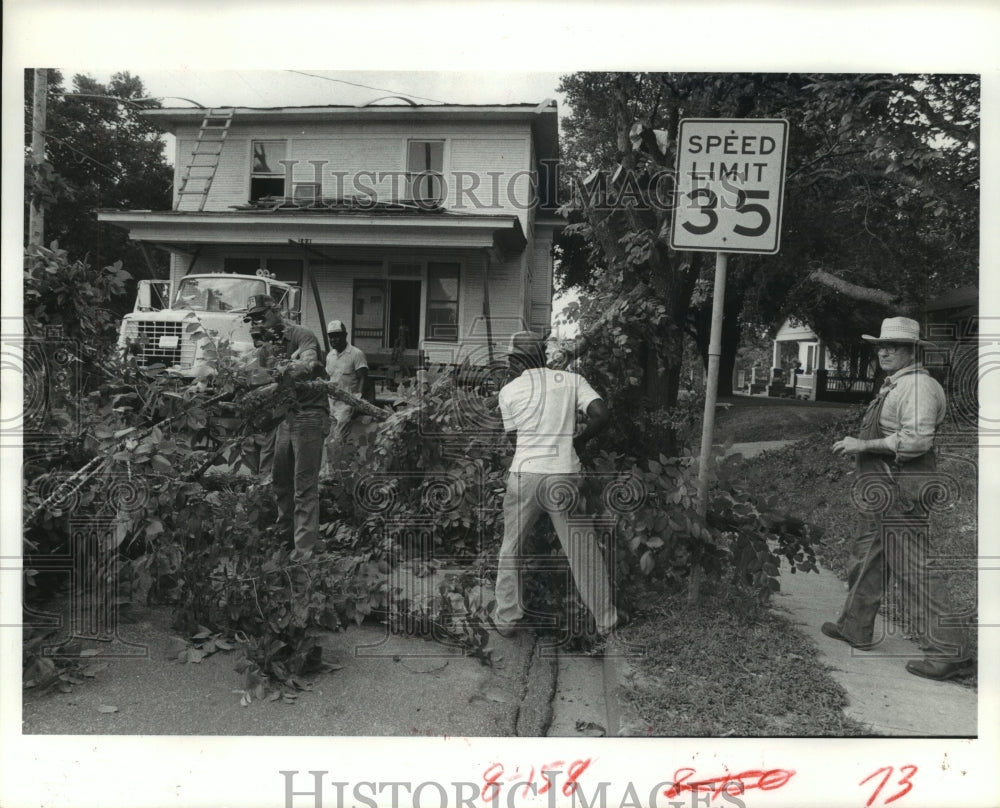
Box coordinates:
[495,331,618,638]
[321,320,368,477]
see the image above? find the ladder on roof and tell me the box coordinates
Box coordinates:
[174,108,234,212]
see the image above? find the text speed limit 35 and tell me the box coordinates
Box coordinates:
[669,118,789,255]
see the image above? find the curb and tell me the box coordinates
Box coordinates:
[516,633,557,736]
[601,636,650,737]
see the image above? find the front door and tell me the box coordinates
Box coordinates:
[388,280,421,352]
[353,282,386,355]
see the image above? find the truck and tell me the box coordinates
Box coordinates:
[118,270,302,377]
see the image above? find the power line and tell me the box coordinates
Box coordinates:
[53,92,205,109]
[25,125,119,174]
[285,70,447,105]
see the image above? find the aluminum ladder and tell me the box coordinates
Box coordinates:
[174,108,234,211]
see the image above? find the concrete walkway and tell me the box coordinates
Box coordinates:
[773,559,977,736]
[728,440,798,459]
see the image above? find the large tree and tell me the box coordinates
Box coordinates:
[24,69,173,285]
[556,73,979,412]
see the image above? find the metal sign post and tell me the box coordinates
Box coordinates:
[695,251,729,519]
[669,119,789,595]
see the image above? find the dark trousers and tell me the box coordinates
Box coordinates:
[272,409,329,551]
[835,479,969,661]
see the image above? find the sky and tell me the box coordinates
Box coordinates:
[127,69,568,110]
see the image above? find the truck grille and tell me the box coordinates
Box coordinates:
[123,321,196,368]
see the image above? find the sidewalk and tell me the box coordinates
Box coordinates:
[727,439,797,459]
[729,442,977,736]
[774,559,977,736]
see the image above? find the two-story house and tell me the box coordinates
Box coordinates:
[99,100,562,367]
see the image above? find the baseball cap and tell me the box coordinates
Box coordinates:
[246,294,277,314]
[326,319,347,334]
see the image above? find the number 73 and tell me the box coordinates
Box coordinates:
[681,188,770,237]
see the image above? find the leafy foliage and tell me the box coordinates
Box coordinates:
[586,447,819,614]
[25,69,172,293]
[555,72,980,392]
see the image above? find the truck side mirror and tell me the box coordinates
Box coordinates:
[135,279,170,312]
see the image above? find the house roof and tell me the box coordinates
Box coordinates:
[142,101,560,162]
[925,284,977,312]
[774,317,819,342]
[97,208,527,257]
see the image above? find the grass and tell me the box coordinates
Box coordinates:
[714,394,854,443]
[617,585,868,736]
[613,397,979,734]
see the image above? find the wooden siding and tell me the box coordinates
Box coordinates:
[172,119,532,221]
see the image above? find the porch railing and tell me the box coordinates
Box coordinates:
[823,374,874,394]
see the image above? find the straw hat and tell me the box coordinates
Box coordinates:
[861,317,935,347]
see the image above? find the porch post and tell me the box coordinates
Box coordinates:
[812,340,828,401]
[482,249,494,362]
[306,263,330,354]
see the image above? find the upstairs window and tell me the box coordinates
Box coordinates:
[406,140,445,205]
[250,140,287,202]
[425,262,460,341]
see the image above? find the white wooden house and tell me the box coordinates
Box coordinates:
[768,317,882,401]
[99,101,562,368]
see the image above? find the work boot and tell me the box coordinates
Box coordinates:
[821,622,874,651]
[905,659,973,681]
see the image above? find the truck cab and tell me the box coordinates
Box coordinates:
[118,271,301,376]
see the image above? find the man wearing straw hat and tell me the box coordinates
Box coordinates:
[822,316,971,681]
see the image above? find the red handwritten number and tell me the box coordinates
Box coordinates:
[563,759,593,797]
[482,764,503,802]
[860,765,918,807]
[520,767,535,799]
[538,763,564,795]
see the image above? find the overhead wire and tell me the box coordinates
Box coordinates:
[25,125,119,174]
[284,70,447,104]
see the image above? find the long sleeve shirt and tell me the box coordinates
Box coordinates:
[866,365,946,461]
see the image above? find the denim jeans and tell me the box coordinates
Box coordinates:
[272,408,329,551]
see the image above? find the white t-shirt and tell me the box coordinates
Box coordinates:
[325,344,368,395]
[498,367,602,474]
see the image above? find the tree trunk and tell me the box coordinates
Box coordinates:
[717,309,741,397]
[639,338,681,457]
[692,270,745,397]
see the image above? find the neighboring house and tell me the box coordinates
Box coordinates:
[925,284,977,343]
[924,285,978,437]
[767,318,873,401]
[99,100,562,368]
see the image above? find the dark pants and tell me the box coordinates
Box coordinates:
[835,473,969,661]
[272,409,329,551]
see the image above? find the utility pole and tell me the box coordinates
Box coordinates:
[29,68,48,248]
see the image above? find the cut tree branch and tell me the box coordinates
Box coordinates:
[807,269,901,309]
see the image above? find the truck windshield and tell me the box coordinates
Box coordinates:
[171,277,268,312]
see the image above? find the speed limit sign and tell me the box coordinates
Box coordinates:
[669,118,788,254]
